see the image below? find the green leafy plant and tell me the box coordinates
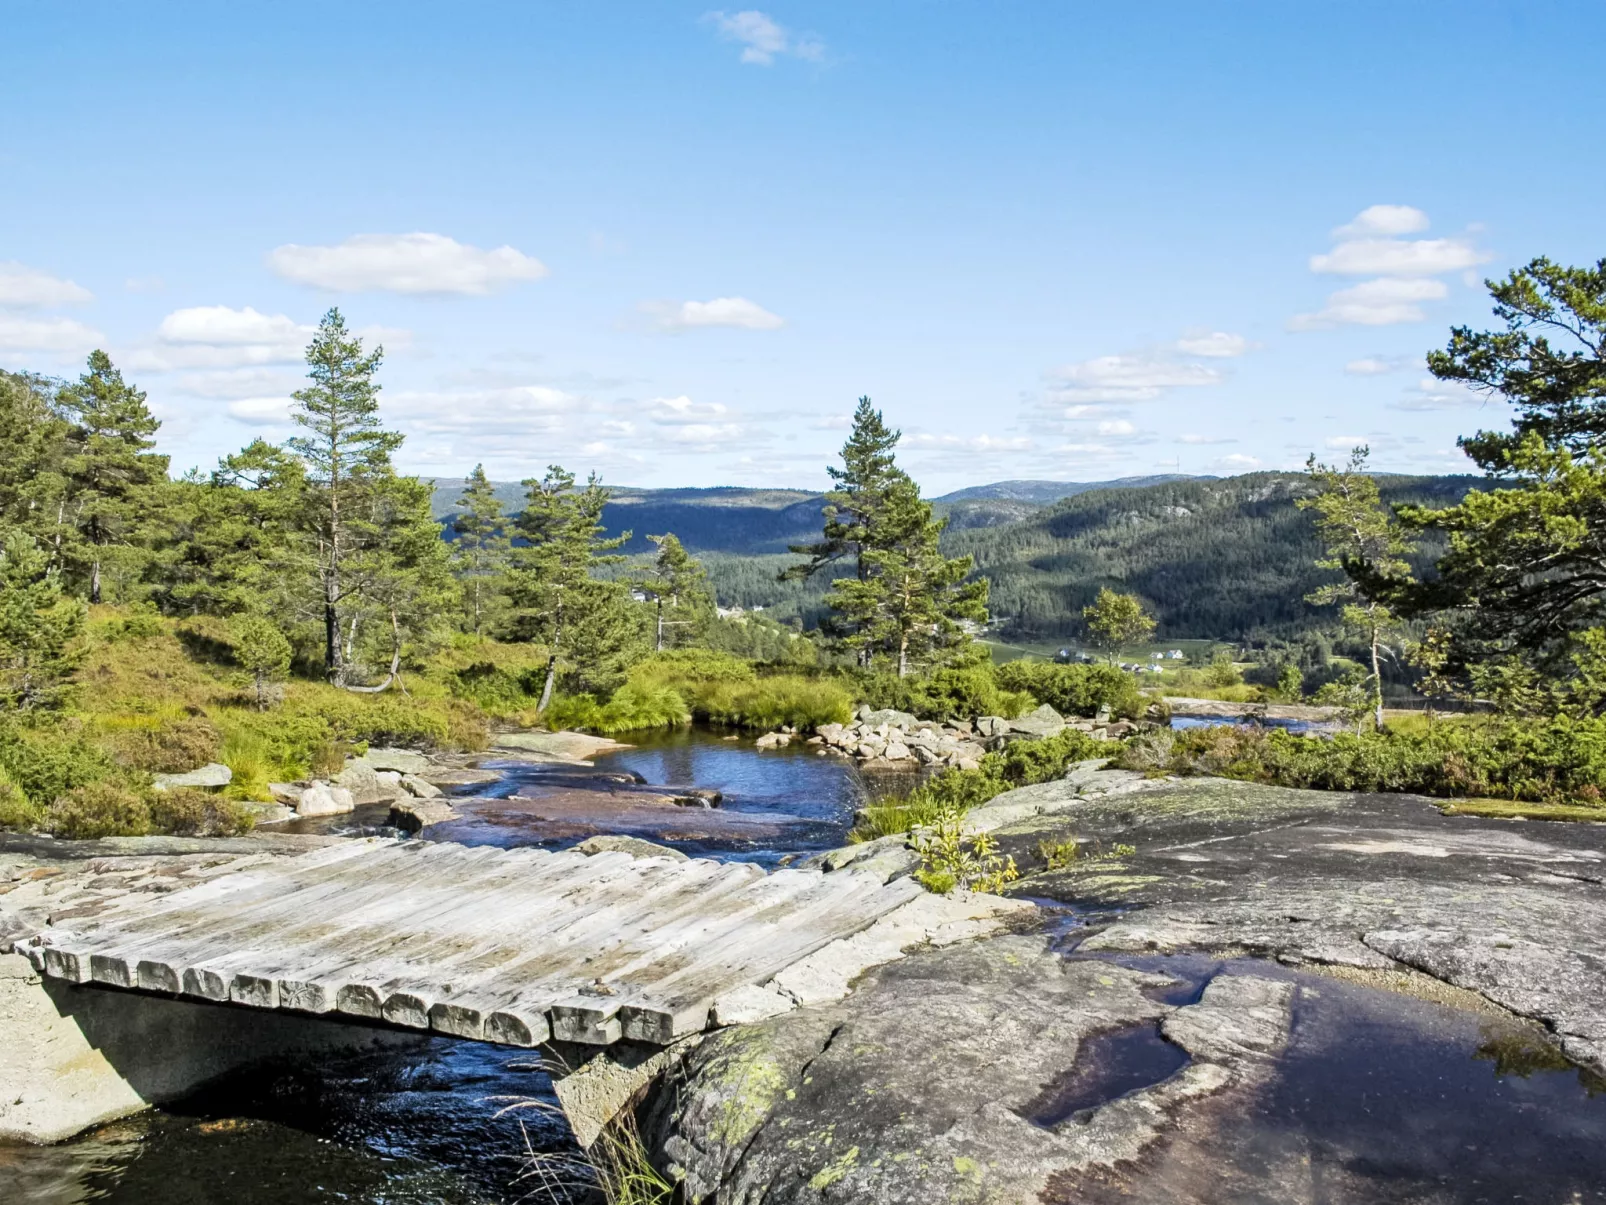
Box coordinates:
[1036,837,1079,870]
[913,808,1019,894]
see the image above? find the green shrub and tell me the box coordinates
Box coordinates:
[631,649,757,685]
[148,787,254,837]
[0,762,43,831]
[0,719,124,808]
[1117,717,1606,804]
[994,662,1145,719]
[854,728,1117,839]
[686,675,853,731]
[858,664,1033,722]
[92,708,221,773]
[448,661,545,715]
[47,781,153,838]
[544,682,693,735]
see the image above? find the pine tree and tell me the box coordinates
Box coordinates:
[0,531,85,711]
[287,309,401,684]
[0,370,70,547]
[823,475,988,676]
[508,467,643,711]
[57,351,169,602]
[785,397,902,586]
[451,465,511,634]
[230,614,292,710]
[1298,446,1415,730]
[643,532,713,652]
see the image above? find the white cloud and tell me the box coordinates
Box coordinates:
[267,232,548,295]
[1324,435,1368,450]
[0,262,93,308]
[1177,433,1236,445]
[1210,453,1263,470]
[705,10,824,65]
[1333,204,1430,238]
[1290,278,1447,330]
[1095,419,1138,437]
[649,395,731,423]
[1344,356,1411,376]
[0,315,103,357]
[227,396,296,425]
[1049,352,1223,402]
[904,433,1033,452]
[643,297,785,332]
[159,305,306,348]
[1311,237,1486,277]
[1174,331,1249,358]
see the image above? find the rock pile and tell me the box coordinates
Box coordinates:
[797,704,1141,767]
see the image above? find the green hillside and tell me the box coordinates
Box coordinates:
[948,471,1481,641]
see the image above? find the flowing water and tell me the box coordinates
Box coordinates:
[6,732,1606,1203]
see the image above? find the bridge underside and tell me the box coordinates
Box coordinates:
[19,839,923,1050]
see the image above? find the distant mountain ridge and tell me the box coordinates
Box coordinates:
[427,474,1217,554]
[934,475,1211,504]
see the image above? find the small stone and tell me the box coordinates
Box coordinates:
[152,763,232,791]
[574,835,689,861]
[711,983,797,1026]
[883,741,911,761]
[268,782,306,805]
[387,798,457,834]
[400,774,442,799]
[294,781,356,817]
[363,747,433,775]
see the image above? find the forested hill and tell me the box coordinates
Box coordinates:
[947,471,1482,641]
[428,477,1197,555]
[933,474,1208,503]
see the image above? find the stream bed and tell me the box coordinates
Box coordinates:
[6,731,1606,1203]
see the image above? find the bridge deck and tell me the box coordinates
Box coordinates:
[22,839,923,1047]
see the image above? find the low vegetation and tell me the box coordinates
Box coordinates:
[1118,720,1606,807]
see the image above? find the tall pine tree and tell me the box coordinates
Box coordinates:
[451,465,511,634]
[57,352,168,602]
[508,467,643,711]
[643,532,713,652]
[287,309,401,684]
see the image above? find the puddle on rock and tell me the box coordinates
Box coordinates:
[1023,1022,1191,1126]
[1047,954,1606,1203]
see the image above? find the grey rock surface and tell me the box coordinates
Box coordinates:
[386,797,458,834]
[363,746,433,774]
[574,834,690,860]
[151,763,231,791]
[990,773,1606,1074]
[644,936,1292,1204]
[293,781,355,817]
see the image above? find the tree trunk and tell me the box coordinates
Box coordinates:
[897,633,909,679]
[535,602,562,715]
[656,598,664,654]
[89,558,101,605]
[1370,624,1385,732]
[345,609,404,694]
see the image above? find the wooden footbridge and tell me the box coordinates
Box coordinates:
[21,839,922,1048]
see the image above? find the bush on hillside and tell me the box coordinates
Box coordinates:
[46,781,153,838]
[0,719,125,812]
[1117,719,1606,804]
[148,787,254,836]
[92,708,222,773]
[859,664,1033,722]
[544,682,693,734]
[994,661,1145,719]
[686,675,853,731]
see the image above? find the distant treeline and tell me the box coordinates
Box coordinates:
[948,472,1480,642]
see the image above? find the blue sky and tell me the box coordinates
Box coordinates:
[3,2,1602,491]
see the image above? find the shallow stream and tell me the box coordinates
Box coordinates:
[6,731,1606,1202]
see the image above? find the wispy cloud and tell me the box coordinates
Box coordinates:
[268,233,548,295]
[641,296,785,332]
[0,262,93,308]
[1292,205,1485,330]
[0,315,103,360]
[704,10,824,65]
[1344,355,1413,376]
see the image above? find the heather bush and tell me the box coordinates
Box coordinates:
[994,661,1146,719]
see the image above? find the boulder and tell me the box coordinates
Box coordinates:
[387,797,457,834]
[492,731,631,762]
[375,769,404,790]
[669,787,723,809]
[816,722,847,745]
[417,766,503,787]
[268,782,306,805]
[574,835,690,861]
[239,801,295,825]
[399,774,443,799]
[975,715,1008,739]
[1009,703,1068,738]
[860,708,920,731]
[334,757,394,804]
[363,746,433,775]
[152,763,232,791]
[882,740,911,761]
[754,732,791,749]
[293,781,355,817]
